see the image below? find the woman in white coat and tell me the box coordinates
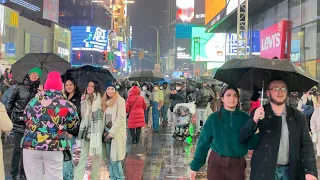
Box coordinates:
[102,82,126,180]
[0,102,13,179]
[310,106,320,157]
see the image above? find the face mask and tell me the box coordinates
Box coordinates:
[142,86,147,90]
[116,85,120,89]
[176,87,181,91]
[154,87,159,91]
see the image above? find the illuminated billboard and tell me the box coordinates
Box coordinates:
[43,0,59,23]
[176,38,191,60]
[2,0,43,19]
[71,26,108,52]
[191,27,226,62]
[176,0,194,23]
[205,0,226,25]
[226,0,245,15]
[176,0,205,24]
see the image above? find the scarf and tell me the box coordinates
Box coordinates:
[76,93,103,156]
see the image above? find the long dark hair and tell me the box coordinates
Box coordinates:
[87,80,102,95]
[64,78,81,98]
[218,85,240,120]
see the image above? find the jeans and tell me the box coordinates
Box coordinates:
[74,140,101,180]
[11,132,25,178]
[274,165,290,180]
[152,101,160,131]
[196,108,208,132]
[129,128,141,143]
[162,105,169,123]
[145,106,150,125]
[106,143,124,180]
[23,149,63,180]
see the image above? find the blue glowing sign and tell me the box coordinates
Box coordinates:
[226,30,260,55]
[9,0,41,12]
[71,26,108,51]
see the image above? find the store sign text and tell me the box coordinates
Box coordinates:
[58,47,69,56]
[260,20,288,59]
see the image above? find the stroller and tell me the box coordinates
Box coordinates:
[172,102,196,141]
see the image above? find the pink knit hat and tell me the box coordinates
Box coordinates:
[44,71,63,91]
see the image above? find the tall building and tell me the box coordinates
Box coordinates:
[59,0,112,30]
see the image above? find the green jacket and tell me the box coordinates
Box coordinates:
[162,88,171,106]
[190,108,259,171]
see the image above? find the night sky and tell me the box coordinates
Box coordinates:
[128,0,166,69]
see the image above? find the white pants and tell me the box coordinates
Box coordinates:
[23,149,63,180]
[196,108,208,132]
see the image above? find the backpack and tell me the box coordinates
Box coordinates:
[1,84,17,105]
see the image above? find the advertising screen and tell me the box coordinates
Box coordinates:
[54,24,71,62]
[176,0,205,24]
[226,30,260,55]
[191,27,226,62]
[43,0,59,23]
[226,0,245,15]
[176,0,194,24]
[205,0,226,25]
[176,38,191,60]
[4,0,43,18]
[71,26,108,52]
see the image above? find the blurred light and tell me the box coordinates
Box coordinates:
[92,0,103,2]
[124,1,135,3]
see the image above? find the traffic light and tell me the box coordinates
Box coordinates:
[103,50,108,60]
[139,51,144,60]
[128,51,132,59]
[76,52,81,60]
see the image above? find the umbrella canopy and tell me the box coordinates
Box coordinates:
[154,78,172,85]
[12,53,71,83]
[171,78,186,83]
[214,56,319,92]
[129,70,164,82]
[62,65,115,92]
[200,76,223,85]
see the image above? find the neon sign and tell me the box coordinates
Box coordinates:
[71,26,108,52]
[10,0,41,12]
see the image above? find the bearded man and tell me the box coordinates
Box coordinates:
[240,77,317,180]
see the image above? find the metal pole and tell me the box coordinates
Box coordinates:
[156,28,159,64]
[111,1,114,31]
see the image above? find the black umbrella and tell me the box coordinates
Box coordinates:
[12,53,71,83]
[62,65,115,92]
[213,56,318,92]
[129,70,164,82]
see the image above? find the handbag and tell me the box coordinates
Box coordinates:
[102,121,113,143]
[127,96,139,118]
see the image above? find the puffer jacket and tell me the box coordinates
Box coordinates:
[6,75,40,133]
[195,87,214,108]
[126,86,146,128]
[22,90,79,151]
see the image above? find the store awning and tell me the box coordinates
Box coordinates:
[206,0,285,33]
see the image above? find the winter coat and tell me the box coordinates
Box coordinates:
[169,90,186,109]
[162,88,171,106]
[297,94,318,111]
[126,86,146,128]
[104,96,126,161]
[195,87,214,108]
[310,107,320,156]
[118,87,128,100]
[0,103,12,180]
[240,104,317,180]
[22,90,79,151]
[67,93,81,120]
[6,75,40,133]
[140,90,152,106]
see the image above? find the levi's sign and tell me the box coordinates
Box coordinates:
[260,20,288,59]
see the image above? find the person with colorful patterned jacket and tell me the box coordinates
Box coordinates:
[21,71,79,180]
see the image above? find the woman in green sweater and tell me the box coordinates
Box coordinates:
[189,85,258,180]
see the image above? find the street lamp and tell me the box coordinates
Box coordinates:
[149,26,161,64]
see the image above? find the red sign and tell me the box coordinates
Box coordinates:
[260,20,288,59]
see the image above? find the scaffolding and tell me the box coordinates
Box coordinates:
[193,37,200,78]
[236,0,248,58]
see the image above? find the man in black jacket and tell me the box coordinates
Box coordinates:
[6,67,42,180]
[240,78,317,180]
[195,82,214,133]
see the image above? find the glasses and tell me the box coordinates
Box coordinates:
[269,87,288,92]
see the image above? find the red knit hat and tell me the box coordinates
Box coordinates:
[44,71,63,91]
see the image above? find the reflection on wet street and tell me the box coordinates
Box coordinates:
[3,119,320,179]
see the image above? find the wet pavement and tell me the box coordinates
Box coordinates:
[3,118,320,179]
